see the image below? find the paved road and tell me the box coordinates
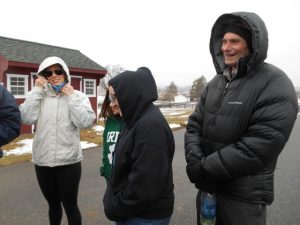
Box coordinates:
[0,117,299,225]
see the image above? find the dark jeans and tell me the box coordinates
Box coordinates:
[35,162,82,225]
[196,190,266,225]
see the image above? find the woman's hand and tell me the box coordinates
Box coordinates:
[35,76,48,87]
[61,83,75,96]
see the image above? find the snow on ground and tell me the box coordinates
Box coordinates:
[4,139,33,156]
[4,135,99,157]
[169,124,181,129]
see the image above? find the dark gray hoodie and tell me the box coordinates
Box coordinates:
[104,67,175,221]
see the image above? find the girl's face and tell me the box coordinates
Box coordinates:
[108,85,122,117]
[43,64,66,85]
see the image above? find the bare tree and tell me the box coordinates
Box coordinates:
[100,64,125,90]
[163,81,178,102]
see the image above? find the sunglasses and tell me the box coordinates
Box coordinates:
[43,69,64,78]
[108,94,118,103]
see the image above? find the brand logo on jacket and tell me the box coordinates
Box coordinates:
[228,101,243,105]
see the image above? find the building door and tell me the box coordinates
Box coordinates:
[70,76,82,91]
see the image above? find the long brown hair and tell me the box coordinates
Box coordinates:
[100,90,111,120]
[99,89,121,121]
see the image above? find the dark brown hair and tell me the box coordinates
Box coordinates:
[99,89,121,121]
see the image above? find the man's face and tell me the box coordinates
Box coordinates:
[221,32,250,68]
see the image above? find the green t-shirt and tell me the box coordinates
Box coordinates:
[100,117,122,181]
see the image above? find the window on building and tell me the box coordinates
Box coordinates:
[7,74,28,98]
[84,79,96,97]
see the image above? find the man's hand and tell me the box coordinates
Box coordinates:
[186,152,204,183]
[186,151,216,193]
[195,180,216,194]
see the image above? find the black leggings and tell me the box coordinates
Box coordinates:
[35,162,82,225]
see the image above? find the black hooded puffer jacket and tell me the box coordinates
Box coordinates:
[185,12,298,204]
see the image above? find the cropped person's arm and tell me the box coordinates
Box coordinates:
[0,86,21,146]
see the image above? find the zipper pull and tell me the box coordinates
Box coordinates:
[223,82,229,95]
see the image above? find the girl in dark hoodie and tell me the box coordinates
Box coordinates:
[103,67,175,225]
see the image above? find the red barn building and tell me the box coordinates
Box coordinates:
[0,36,106,134]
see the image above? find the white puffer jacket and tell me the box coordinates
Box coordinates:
[20,56,96,167]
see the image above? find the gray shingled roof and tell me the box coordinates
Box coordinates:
[0,36,105,71]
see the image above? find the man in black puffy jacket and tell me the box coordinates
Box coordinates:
[184,11,298,225]
[0,84,21,158]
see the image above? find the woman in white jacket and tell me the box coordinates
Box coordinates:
[20,56,96,225]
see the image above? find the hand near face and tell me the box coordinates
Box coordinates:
[35,76,48,87]
[61,83,75,96]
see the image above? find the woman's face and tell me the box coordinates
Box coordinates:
[44,64,66,85]
[108,85,122,117]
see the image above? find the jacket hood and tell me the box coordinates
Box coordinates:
[209,12,268,74]
[37,56,71,82]
[108,67,158,127]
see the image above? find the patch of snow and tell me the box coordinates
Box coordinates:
[4,139,98,156]
[4,139,33,156]
[169,123,181,129]
[93,125,104,132]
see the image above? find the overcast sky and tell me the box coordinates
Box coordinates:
[1,0,300,88]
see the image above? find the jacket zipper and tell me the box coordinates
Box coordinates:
[221,80,230,103]
[223,81,230,95]
[55,96,60,164]
[208,79,230,130]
